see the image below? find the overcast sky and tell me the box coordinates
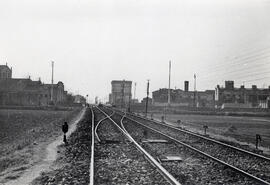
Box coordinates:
[0,0,270,102]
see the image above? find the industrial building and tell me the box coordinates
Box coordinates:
[0,64,69,106]
[215,81,270,109]
[152,81,215,108]
[109,80,132,107]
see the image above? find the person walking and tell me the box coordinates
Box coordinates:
[62,122,69,144]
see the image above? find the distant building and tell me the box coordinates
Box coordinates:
[44,82,65,104]
[109,80,132,107]
[0,78,66,106]
[0,63,12,80]
[215,81,270,109]
[152,81,215,108]
[74,95,86,104]
[0,63,68,106]
[131,99,139,104]
[141,97,152,105]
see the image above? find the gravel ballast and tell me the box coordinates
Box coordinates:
[94,107,170,185]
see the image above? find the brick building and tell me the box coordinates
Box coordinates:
[0,78,66,106]
[152,81,215,108]
[109,80,132,107]
[215,81,270,109]
[0,64,67,106]
[0,64,12,79]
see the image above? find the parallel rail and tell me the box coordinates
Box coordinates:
[96,106,181,185]
[128,112,270,161]
[89,106,95,185]
[109,108,270,185]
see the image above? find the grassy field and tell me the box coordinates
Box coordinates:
[152,113,270,150]
[0,108,80,179]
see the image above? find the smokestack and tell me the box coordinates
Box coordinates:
[252,85,257,90]
[184,81,189,92]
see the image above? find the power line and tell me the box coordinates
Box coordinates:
[244,77,270,83]
[198,58,270,80]
[193,46,270,74]
[199,66,270,81]
[196,53,270,76]
[225,71,270,81]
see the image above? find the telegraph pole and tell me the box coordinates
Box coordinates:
[134,82,137,100]
[51,61,54,103]
[121,80,125,109]
[194,73,196,107]
[128,91,131,112]
[145,80,150,117]
[168,61,171,106]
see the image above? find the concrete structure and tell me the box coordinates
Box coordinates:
[109,80,132,107]
[152,81,215,108]
[215,81,270,109]
[0,64,12,80]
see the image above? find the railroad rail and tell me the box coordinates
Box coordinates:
[94,109,115,142]
[108,108,270,185]
[95,106,181,185]
[89,106,95,185]
[127,111,270,161]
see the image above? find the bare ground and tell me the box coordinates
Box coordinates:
[0,108,82,184]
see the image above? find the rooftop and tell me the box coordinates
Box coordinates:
[111,80,132,84]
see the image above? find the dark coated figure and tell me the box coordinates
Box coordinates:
[62,122,69,144]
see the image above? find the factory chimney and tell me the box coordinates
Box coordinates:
[184,81,189,92]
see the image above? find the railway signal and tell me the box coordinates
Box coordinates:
[256,134,262,149]
[203,125,208,136]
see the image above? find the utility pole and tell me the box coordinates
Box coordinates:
[134,82,137,100]
[145,80,150,117]
[168,60,171,106]
[128,90,131,112]
[121,80,125,109]
[194,73,196,107]
[51,61,54,103]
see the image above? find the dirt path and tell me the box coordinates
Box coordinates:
[3,108,86,185]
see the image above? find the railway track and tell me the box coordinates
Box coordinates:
[90,106,181,185]
[89,106,95,185]
[129,112,270,160]
[105,107,270,185]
